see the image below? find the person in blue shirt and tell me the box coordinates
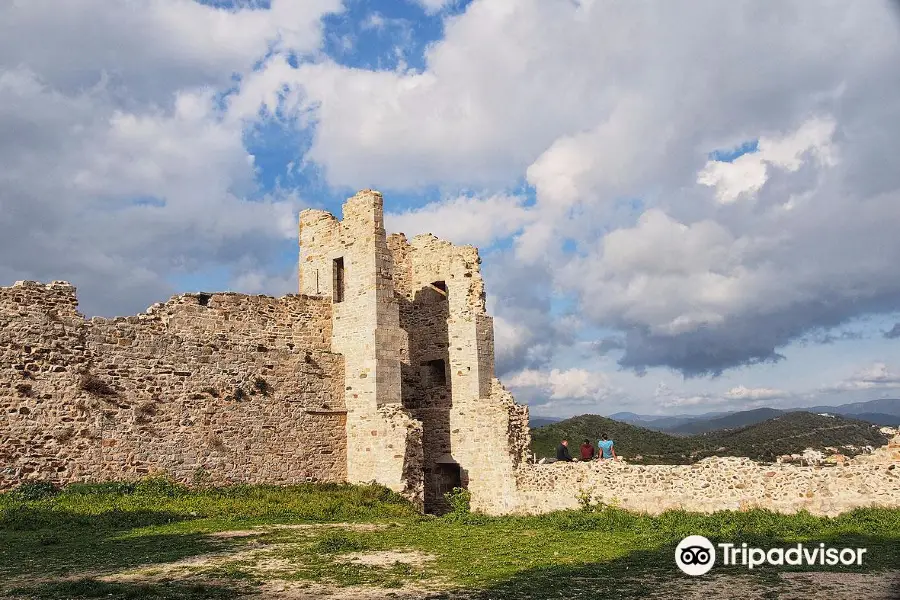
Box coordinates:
[596,433,616,460]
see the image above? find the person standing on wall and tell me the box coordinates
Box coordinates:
[597,433,616,461]
[556,439,573,462]
[580,439,595,460]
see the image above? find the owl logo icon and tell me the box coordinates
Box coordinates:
[675,535,716,576]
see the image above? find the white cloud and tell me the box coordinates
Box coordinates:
[274,0,900,380]
[0,0,341,315]
[725,385,788,401]
[506,367,614,401]
[821,362,900,393]
[650,382,789,410]
[385,194,533,247]
[0,0,340,100]
[4,0,900,413]
[697,116,837,204]
[410,0,458,15]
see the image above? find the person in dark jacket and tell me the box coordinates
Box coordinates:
[580,439,595,460]
[556,439,573,462]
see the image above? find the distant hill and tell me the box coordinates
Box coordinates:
[598,398,900,435]
[530,415,706,464]
[530,411,892,464]
[800,398,900,417]
[529,416,564,428]
[692,412,891,462]
[847,412,900,427]
[666,407,785,435]
[608,410,731,432]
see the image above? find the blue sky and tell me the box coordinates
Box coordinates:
[2,0,899,417]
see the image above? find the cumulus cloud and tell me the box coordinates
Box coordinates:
[505,367,614,401]
[653,383,724,409]
[725,385,788,401]
[697,116,837,204]
[0,0,341,316]
[385,194,534,247]
[821,362,900,393]
[278,0,900,377]
[5,0,900,411]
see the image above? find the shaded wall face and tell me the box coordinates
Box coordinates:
[0,282,346,488]
[388,234,494,512]
[398,285,453,511]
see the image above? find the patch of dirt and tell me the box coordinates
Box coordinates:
[780,570,900,600]
[98,547,263,582]
[254,581,446,599]
[341,551,436,568]
[260,523,390,532]
[208,529,264,538]
[634,571,900,600]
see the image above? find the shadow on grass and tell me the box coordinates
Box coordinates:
[465,534,900,600]
[6,578,247,600]
[0,506,249,584]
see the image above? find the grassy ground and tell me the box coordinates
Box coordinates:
[1,480,899,599]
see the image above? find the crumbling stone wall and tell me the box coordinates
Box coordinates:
[299,191,424,508]
[387,232,530,512]
[8,190,892,520]
[0,281,346,488]
[508,434,900,517]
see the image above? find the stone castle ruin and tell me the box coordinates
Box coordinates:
[2,190,899,516]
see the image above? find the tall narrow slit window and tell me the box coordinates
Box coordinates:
[333,257,345,303]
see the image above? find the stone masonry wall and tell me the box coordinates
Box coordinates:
[299,191,424,507]
[387,232,530,513]
[0,281,347,488]
[510,434,900,517]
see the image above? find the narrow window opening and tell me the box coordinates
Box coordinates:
[198,293,211,307]
[315,270,320,295]
[333,257,345,303]
[423,359,447,387]
[431,281,448,296]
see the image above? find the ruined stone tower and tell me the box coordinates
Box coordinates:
[3,190,898,517]
[299,190,530,512]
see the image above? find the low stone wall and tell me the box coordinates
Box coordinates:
[512,436,900,517]
[1,281,347,488]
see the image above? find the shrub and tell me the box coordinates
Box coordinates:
[314,531,369,554]
[133,476,188,498]
[65,481,137,496]
[192,467,212,487]
[443,487,471,521]
[576,489,594,511]
[13,481,59,501]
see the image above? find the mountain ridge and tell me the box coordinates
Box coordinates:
[601,398,900,433]
[529,411,894,464]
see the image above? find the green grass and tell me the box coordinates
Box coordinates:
[2,479,899,599]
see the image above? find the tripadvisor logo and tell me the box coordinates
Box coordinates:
[675,536,868,576]
[675,535,716,576]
